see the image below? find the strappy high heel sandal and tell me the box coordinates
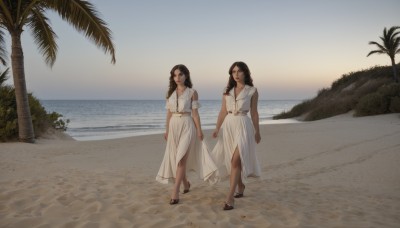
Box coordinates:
[169,199,179,205]
[223,200,235,210]
[234,184,245,198]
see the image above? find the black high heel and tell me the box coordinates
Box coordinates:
[223,200,234,210]
[169,199,179,205]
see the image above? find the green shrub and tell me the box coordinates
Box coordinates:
[48,112,70,130]
[29,92,50,134]
[389,97,400,113]
[317,87,330,97]
[354,93,387,116]
[273,99,313,119]
[355,83,400,116]
[0,85,18,141]
[353,78,392,100]
[331,71,364,90]
[305,97,355,120]
[0,83,69,142]
[377,83,400,97]
[330,65,394,90]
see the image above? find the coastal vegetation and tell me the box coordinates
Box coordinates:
[0,0,116,143]
[273,64,400,121]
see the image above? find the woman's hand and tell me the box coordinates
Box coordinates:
[212,129,219,138]
[164,132,168,141]
[255,132,261,144]
[197,130,204,141]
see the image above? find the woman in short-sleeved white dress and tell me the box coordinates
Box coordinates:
[212,61,261,210]
[156,64,217,205]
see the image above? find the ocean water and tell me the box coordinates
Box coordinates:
[41,100,302,141]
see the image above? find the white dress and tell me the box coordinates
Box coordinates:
[156,88,218,184]
[212,85,261,182]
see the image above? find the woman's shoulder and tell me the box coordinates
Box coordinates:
[188,87,197,94]
[245,84,256,89]
[188,88,198,99]
[246,85,257,96]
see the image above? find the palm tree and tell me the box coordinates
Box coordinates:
[367,26,400,83]
[0,0,116,143]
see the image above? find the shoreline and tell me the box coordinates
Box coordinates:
[1,113,399,227]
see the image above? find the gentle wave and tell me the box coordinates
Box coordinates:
[71,124,165,132]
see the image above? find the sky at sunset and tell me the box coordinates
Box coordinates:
[3,0,400,100]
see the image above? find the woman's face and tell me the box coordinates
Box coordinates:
[173,69,186,86]
[231,65,245,83]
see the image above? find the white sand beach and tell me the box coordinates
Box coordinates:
[0,113,399,227]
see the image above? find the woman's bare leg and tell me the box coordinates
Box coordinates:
[226,147,241,204]
[171,151,190,200]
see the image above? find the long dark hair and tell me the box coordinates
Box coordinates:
[166,64,193,98]
[224,61,253,95]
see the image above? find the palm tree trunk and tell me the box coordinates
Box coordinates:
[11,31,35,143]
[391,57,399,83]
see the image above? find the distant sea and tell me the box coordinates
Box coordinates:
[41,100,302,141]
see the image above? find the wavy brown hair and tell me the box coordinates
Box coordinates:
[224,61,254,95]
[166,64,193,98]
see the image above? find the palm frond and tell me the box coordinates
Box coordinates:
[27,6,58,67]
[0,0,14,28]
[0,67,9,87]
[46,0,116,64]
[368,41,387,51]
[19,0,47,28]
[0,29,8,65]
[383,27,400,50]
[367,50,385,57]
[393,37,400,50]
[380,36,391,49]
[387,28,400,57]
[383,27,388,36]
[387,26,400,37]
[392,31,400,40]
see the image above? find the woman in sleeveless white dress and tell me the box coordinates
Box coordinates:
[212,62,261,210]
[156,64,217,205]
